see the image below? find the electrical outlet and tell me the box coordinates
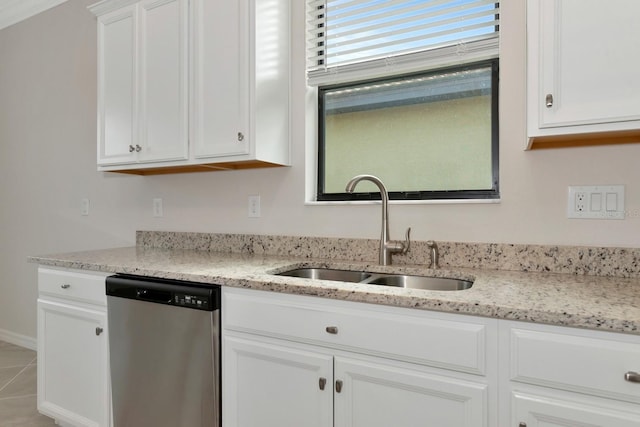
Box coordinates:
[248,195,261,218]
[575,192,586,212]
[153,198,163,218]
[568,185,624,219]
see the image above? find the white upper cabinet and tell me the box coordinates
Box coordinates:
[138,0,189,163]
[191,0,290,165]
[90,0,290,174]
[526,0,640,148]
[93,0,188,167]
[96,4,137,165]
[191,0,249,159]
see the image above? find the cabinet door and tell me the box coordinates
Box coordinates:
[191,0,250,159]
[334,356,487,427]
[139,0,189,163]
[530,0,640,130]
[223,335,333,427]
[513,391,640,427]
[97,5,138,166]
[37,299,109,427]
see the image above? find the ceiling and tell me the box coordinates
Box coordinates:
[0,0,68,31]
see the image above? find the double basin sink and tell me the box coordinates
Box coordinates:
[276,268,472,291]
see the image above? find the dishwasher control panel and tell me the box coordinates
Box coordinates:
[174,293,210,310]
[106,274,220,312]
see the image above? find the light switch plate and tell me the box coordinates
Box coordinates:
[81,198,90,216]
[567,185,624,219]
[153,198,163,217]
[248,195,261,218]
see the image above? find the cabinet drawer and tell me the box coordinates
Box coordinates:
[223,288,493,375]
[38,268,109,306]
[510,326,640,404]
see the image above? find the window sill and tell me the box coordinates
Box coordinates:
[304,198,501,206]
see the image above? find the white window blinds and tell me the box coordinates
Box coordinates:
[307,0,500,86]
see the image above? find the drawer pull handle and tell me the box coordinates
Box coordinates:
[625,371,640,383]
[519,423,527,427]
[319,377,326,390]
[325,326,338,334]
[335,380,343,393]
[61,284,70,289]
[95,327,104,336]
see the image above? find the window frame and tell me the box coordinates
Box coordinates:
[316,59,500,202]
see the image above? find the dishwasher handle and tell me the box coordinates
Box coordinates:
[136,288,172,304]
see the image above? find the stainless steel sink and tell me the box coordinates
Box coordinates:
[276,268,472,291]
[277,268,371,283]
[364,275,472,291]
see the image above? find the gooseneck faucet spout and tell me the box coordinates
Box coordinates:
[345,174,410,266]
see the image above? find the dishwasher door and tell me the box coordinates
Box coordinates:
[106,275,220,427]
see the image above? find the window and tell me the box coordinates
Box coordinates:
[307,0,500,201]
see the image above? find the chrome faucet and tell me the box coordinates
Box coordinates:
[345,174,411,265]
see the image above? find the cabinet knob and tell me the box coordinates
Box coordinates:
[129,145,135,152]
[95,327,104,336]
[335,380,343,393]
[325,326,338,334]
[61,284,70,289]
[237,132,245,142]
[625,371,640,383]
[319,377,326,390]
[545,93,553,108]
[518,423,527,427]
[135,144,142,152]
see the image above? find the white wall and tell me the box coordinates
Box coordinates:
[1,0,639,340]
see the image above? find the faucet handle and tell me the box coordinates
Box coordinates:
[426,240,439,269]
[401,227,411,254]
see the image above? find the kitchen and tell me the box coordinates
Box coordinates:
[1,0,640,426]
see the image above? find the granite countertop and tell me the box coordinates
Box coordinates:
[29,245,640,336]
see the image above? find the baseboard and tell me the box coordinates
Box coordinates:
[0,328,37,351]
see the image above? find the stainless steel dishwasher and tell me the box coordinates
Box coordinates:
[106,275,220,427]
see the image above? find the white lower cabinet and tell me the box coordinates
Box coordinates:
[37,267,111,427]
[222,287,496,427]
[500,321,640,427]
[513,390,640,427]
[223,336,333,427]
[224,334,488,427]
[35,271,640,427]
[334,356,487,427]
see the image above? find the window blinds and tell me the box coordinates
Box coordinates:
[307,0,500,86]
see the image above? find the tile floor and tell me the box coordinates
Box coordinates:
[0,341,56,426]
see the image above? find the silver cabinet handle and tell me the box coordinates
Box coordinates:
[319,377,326,390]
[325,326,338,334]
[61,284,70,289]
[95,327,104,336]
[545,93,553,108]
[237,132,245,142]
[625,371,640,383]
[129,145,135,152]
[335,380,343,393]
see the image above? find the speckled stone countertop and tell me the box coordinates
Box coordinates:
[29,240,640,336]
